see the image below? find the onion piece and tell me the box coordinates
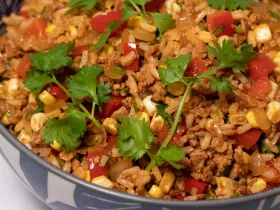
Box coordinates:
[109,159,133,181]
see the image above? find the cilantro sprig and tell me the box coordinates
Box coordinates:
[116,116,185,169]
[66,0,97,14]
[23,42,106,128]
[207,0,254,11]
[93,0,175,50]
[145,40,258,170]
[156,104,173,127]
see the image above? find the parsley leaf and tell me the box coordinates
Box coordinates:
[156,104,173,127]
[158,53,192,86]
[151,13,175,35]
[208,77,234,93]
[68,65,103,99]
[26,98,44,118]
[24,70,53,94]
[116,116,154,160]
[207,0,254,11]
[97,83,112,107]
[92,6,138,50]
[29,42,74,72]
[42,105,87,152]
[159,145,185,169]
[67,0,97,12]
[207,39,258,73]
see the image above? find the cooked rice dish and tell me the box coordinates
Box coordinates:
[1,0,280,201]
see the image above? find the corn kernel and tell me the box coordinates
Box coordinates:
[69,25,78,38]
[45,24,56,34]
[268,81,279,99]
[273,52,280,67]
[274,67,280,76]
[103,118,118,135]
[84,170,91,182]
[92,175,114,189]
[171,3,181,13]
[150,114,165,133]
[39,90,56,106]
[1,115,11,125]
[128,16,145,28]
[159,64,167,69]
[50,140,62,151]
[266,101,280,124]
[143,96,157,116]
[198,31,212,43]
[246,110,259,128]
[205,118,214,130]
[159,172,175,193]
[7,78,19,96]
[249,178,267,194]
[167,82,186,96]
[136,112,150,125]
[45,108,61,118]
[149,185,163,198]
[31,113,48,132]
[216,177,234,197]
[254,24,272,44]
[242,151,250,164]
[17,129,31,143]
[99,44,114,59]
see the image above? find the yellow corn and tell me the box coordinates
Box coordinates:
[171,3,181,13]
[103,118,118,135]
[229,114,247,125]
[92,175,114,189]
[45,108,61,118]
[30,113,48,132]
[17,129,31,143]
[84,170,91,182]
[136,112,150,124]
[128,16,145,28]
[150,114,165,133]
[249,178,267,193]
[99,44,114,59]
[1,115,11,125]
[246,110,259,128]
[159,64,167,69]
[149,185,163,198]
[45,24,56,34]
[159,172,175,193]
[167,81,186,96]
[50,140,62,151]
[198,31,212,43]
[69,26,78,38]
[273,52,280,67]
[266,101,280,124]
[39,90,56,106]
[242,151,250,164]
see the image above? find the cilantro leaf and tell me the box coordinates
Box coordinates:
[208,77,235,93]
[156,104,173,127]
[151,13,175,35]
[116,116,153,160]
[112,66,126,75]
[158,53,192,86]
[127,0,151,6]
[271,11,280,20]
[92,6,138,50]
[159,145,185,169]
[97,83,111,107]
[24,70,53,94]
[234,25,244,34]
[207,40,258,73]
[42,105,87,152]
[29,42,74,72]
[207,0,254,11]
[67,65,103,99]
[26,98,44,118]
[67,0,97,12]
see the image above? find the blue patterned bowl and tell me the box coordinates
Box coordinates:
[0,1,280,210]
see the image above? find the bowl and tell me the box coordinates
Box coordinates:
[0,1,280,210]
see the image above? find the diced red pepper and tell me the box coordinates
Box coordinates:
[234,129,262,150]
[248,77,271,97]
[16,55,31,78]
[158,122,187,146]
[248,54,276,80]
[26,18,47,37]
[102,95,124,118]
[123,42,139,71]
[184,179,208,194]
[88,135,117,180]
[70,46,90,57]
[19,11,29,18]
[185,57,208,77]
[90,11,127,37]
[49,83,70,101]
[145,0,166,12]
[206,10,234,37]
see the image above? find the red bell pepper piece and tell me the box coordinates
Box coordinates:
[123,42,139,71]
[49,83,70,101]
[248,77,271,97]
[184,179,208,194]
[248,54,276,80]
[70,46,90,57]
[16,55,31,78]
[102,95,124,118]
[145,0,166,12]
[234,129,262,150]
[206,10,234,37]
[185,57,208,77]
[158,122,187,146]
[26,18,47,37]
